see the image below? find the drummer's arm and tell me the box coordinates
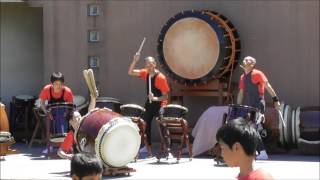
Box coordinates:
[40,99,48,114]
[128,53,141,76]
[237,89,244,105]
[57,148,73,160]
[265,82,280,110]
[151,93,169,102]
[88,94,97,112]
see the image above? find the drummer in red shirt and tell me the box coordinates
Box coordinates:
[39,72,74,159]
[128,53,170,153]
[39,72,74,112]
[57,94,98,160]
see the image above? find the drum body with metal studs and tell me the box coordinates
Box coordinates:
[75,108,141,167]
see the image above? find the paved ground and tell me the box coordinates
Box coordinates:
[0,143,319,179]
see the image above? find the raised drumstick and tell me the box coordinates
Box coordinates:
[88,69,98,98]
[83,69,95,98]
[137,37,146,54]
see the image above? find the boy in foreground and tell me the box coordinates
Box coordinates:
[216,118,273,180]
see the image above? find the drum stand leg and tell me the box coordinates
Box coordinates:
[134,118,152,161]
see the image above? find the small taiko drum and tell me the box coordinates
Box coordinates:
[96,97,121,113]
[226,104,259,124]
[120,104,145,119]
[74,108,141,167]
[47,102,75,143]
[73,95,89,115]
[160,104,188,119]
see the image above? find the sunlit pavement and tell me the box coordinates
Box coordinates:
[0,143,319,180]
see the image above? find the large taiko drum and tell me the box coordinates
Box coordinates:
[263,103,292,152]
[291,106,320,155]
[0,103,15,156]
[75,108,141,167]
[158,10,241,85]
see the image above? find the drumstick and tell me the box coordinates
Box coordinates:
[137,37,146,54]
[277,109,286,128]
[88,69,98,98]
[83,69,95,98]
[148,75,152,103]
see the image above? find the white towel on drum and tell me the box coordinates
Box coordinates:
[192,106,228,156]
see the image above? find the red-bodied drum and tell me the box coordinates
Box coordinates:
[74,108,141,167]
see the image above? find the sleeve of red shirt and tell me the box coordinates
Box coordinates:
[139,69,148,80]
[239,74,245,89]
[252,70,268,96]
[63,86,74,103]
[39,84,51,100]
[60,131,74,153]
[155,73,170,93]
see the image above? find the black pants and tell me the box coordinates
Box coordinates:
[143,101,161,145]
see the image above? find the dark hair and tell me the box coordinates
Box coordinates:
[70,152,103,179]
[216,117,259,156]
[50,72,64,83]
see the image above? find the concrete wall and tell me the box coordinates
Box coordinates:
[40,0,318,116]
[0,3,43,107]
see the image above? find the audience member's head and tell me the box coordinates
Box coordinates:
[216,117,259,167]
[70,152,103,180]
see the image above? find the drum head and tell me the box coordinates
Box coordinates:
[96,118,140,167]
[163,17,220,80]
[158,10,241,85]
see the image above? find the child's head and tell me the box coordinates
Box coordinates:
[69,111,81,131]
[70,152,103,180]
[216,117,259,167]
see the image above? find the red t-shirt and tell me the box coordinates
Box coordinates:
[39,84,73,102]
[60,131,75,153]
[237,168,273,180]
[139,69,170,106]
[239,69,268,97]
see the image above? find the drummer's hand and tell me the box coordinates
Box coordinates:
[148,93,154,101]
[95,89,99,97]
[133,52,140,62]
[274,101,281,111]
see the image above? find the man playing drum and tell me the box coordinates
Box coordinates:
[237,56,281,160]
[128,53,170,153]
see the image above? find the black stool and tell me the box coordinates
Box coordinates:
[10,95,36,143]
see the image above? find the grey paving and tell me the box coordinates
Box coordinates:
[0,143,319,180]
